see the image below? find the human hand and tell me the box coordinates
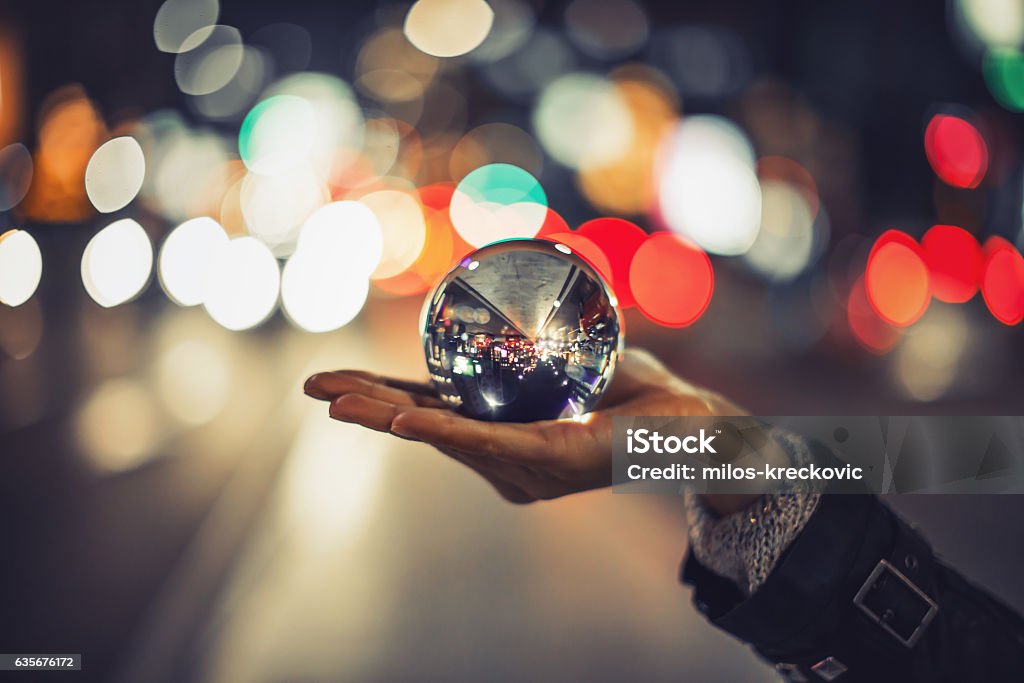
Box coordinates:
[304,348,756,512]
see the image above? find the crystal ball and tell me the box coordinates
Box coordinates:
[422,238,622,422]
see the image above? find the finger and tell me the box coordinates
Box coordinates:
[389,407,554,464]
[306,372,444,408]
[329,394,404,432]
[340,371,439,398]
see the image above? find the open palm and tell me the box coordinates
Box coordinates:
[304,348,742,504]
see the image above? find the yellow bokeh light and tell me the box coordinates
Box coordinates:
[359,188,428,279]
[76,378,161,473]
[155,338,230,425]
[404,0,495,58]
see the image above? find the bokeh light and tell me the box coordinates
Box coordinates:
[76,378,161,472]
[894,306,969,402]
[81,218,154,308]
[921,224,983,303]
[629,232,713,327]
[0,229,43,307]
[153,0,219,54]
[85,136,146,214]
[449,122,543,180]
[983,47,1024,111]
[564,0,649,60]
[0,142,34,211]
[577,67,678,216]
[375,184,462,296]
[924,113,989,189]
[360,188,428,279]
[135,111,232,222]
[21,86,105,223]
[951,0,1024,52]
[450,163,548,247]
[542,231,614,286]
[239,168,327,254]
[533,73,633,170]
[470,0,535,63]
[576,217,647,309]
[155,338,230,425]
[981,236,1024,325]
[657,115,762,255]
[242,73,364,180]
[847,276,901,354]
[480,27,576,100]
[158,216,230,306]
[202,236,280,330]
[174,25,244,96]
[356,27,439,103]
[281,251,370,333]
[296,201,384,278]
[743,179,819,282]
[192,46,268,121]
[404,0,495,58]
[865,230,931,327]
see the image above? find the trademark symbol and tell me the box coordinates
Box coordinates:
[715,429,722,434]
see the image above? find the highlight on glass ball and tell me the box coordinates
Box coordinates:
[422,238,622,422]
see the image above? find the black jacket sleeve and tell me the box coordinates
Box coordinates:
[681,494,1024,682]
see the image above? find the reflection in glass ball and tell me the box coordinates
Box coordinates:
[422,238,622,422]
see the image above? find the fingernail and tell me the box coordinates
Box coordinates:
[304,374,326,398]
[390,415,412,437]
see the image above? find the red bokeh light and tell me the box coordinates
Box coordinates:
[542,232,615,287]
[921,224,983,303]
[924,114,988,189]
[981,237,1024,326]
[536,208,571,238]
[629,232,713,327]
[847,276,901,353]
[865,230,931,327]
[576,217,648,309]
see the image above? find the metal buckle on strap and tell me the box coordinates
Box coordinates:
[853,559,938,648]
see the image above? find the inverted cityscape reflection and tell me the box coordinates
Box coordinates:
[422,239,621,422]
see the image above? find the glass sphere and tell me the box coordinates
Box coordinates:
[422,238,622,422]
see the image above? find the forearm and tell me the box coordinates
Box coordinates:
[684,488,1024,680]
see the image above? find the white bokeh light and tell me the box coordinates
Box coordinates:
[657,115,762,256]
[0,229,43,307]
[85,136,146,213]
[281,251,370,333]
[153,0,219,53]
[174,25,245,96]
[297,201,384,277]
[743,180,819,281]
[81,219,154,308]
[158,216,230,306]
[533,73,633,170]
[240,169,327,254]
[202,236,280,331]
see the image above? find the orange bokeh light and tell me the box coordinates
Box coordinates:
[865,230,931,327]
